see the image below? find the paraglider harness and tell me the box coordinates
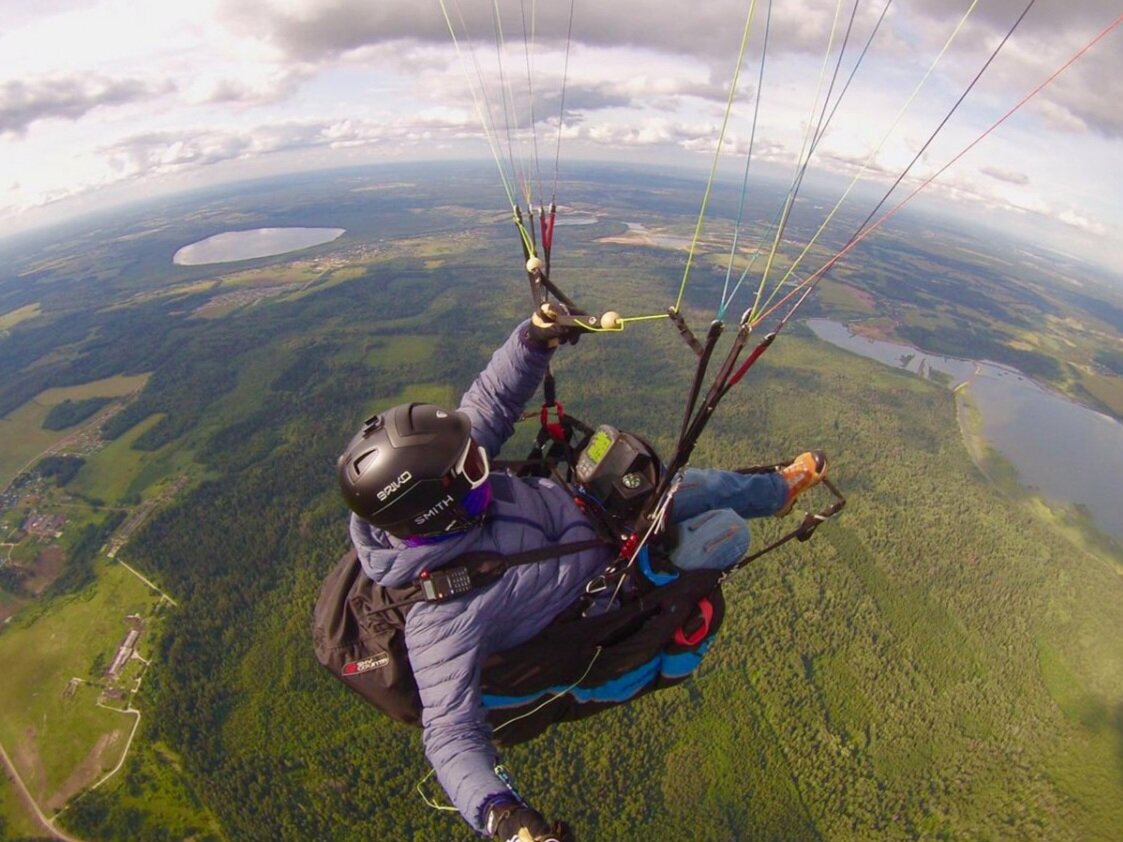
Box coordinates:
[311,399,725,745]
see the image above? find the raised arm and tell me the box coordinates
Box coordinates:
[457,319,554,457]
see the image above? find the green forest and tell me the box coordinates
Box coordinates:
[0,165,1121,842]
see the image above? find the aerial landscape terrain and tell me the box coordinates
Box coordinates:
[0,161,1120,841]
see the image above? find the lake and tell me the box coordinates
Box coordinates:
[807,319,1123,542]
[172,227,345,265]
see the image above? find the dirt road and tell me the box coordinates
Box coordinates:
[0,740,86,842]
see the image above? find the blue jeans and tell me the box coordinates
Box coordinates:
[665,467,787,572]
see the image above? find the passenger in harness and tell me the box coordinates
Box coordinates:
[334,311,827,842]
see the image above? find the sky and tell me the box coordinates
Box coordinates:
[1,0,1121,274]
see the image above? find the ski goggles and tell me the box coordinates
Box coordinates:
[450,438,490,490]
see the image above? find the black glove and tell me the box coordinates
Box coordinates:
[490,805,574,842]
[527,304,585,349]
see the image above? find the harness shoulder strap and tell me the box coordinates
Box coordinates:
[370,537,610,613]
[416,538,607,602]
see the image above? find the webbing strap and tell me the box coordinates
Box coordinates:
[458,538,608,570]
[372,537,610,614]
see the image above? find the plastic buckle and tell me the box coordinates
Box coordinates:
[584,574,609,595]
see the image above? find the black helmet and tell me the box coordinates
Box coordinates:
[337,403,491,538]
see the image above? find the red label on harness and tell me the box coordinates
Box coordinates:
[342,654,390,677]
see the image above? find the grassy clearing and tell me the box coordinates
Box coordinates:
[65,740,229,841]
[0,559,160,810]
[189,301,243,320]
[284,265,368,300]
[366,383,457,414]
[0,771,46,839]
[816,279,879,316]
[0,373,149,477]
[34,374,150,407]
[218,264,322,288]
[0,374,150,491]
[110,278,218,309]
[69,415,166,504]
[0,302,42,331]
[365,334,436,368]
[196,347,285,436]
[1078,371,1123,419]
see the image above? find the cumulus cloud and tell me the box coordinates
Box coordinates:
[215,0,887,109]
[102,124,335,179]
[1035,52,1123,139]
[581,117,733,153]
[219,0,891,65]
[1,0,1118,254]
[187,66,315,106]
[0,74,174,136]
[96,111,484,183]
[475,83,636,133]
[979,166,1029,185]
[212,0,1122,142]
[1056,207,1108,236]
[217,0,448,59]
[890,0,1123,140]
[903,0,1119,38]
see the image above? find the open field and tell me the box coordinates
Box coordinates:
[1079,370,1123,419]
[0,303,42,331]
[364,334,437,368]
[67,740,229,842]
[0,374,150,491]
[0,559,159,815]
[33,375,150,407]
[374,382,457,413]
[68,414,167,504]
[0,767,47,839]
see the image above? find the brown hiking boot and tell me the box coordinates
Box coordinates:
[775,451,828,516]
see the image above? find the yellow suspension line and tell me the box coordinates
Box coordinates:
[490,0,533,211]
[750,0,846,324]
[439,0,538,257]
[672,0,760,316]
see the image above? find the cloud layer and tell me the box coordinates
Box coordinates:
[0,75,174,137]
[0,0,1119,268]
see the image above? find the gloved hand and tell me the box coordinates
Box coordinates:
[527,303,585,349]
[490,804,575,842]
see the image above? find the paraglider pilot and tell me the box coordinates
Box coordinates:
[336,311,827,841]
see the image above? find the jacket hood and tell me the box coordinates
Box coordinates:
[349,513,478,587]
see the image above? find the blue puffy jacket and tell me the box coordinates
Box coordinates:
[348,321,614,833]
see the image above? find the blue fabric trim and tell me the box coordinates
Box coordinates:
[661,642,713,678]
[482,643,713,710]
[637,545,679,586]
